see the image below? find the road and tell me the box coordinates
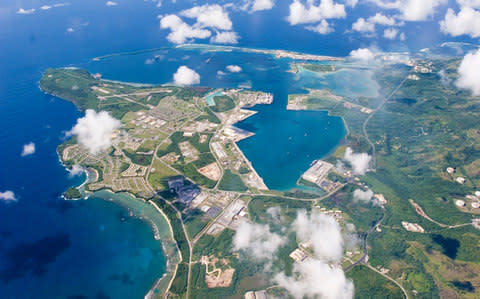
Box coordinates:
[344,208,385,272]
[362,72,411,169]
[344,208,409,299]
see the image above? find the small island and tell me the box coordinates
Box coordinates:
[63,187,82,199]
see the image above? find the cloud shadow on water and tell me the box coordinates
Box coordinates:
[0,233,71,282]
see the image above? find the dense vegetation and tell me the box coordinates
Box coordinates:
[346,265,404,299]
[63,187,81,199]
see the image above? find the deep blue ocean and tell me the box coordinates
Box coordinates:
[0,0,475,298]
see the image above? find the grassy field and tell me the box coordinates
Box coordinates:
[148,158,178,190]
[346,265,404,299]
[218,170,248,192]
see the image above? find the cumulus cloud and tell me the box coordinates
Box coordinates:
[17,8,35,15]
[274,259,354,299]
[343,147,371,175]
[41,5,52,10]
[456,49,480,96]
[106,1,118,6]
[287,0,346,25]
[226,65,242,73]
[160,5,239,44]
[306,19,334,34]
[0,190,17,202]
[352,18,375,33]
[352,13,398,34]
[440,7,480,38]
[367,0,447,21]
[353,188,377,205]
[251,0,275,11]
[210,31,240,44]
[274,210,355,299]
[349,48,375,61]
[457,0,480,8]
[67,110,122,154]
[240,0,275,12]
[160,14,211,44]
[294,210,345,262]
[181,4,232,30]
[233,220,287,260]
[266,206,284,223]
[345,0,358,7]
[173,66,200,86]
[21,142,36,157]
[383,28,398,39]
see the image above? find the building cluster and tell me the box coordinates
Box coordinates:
[446,166,467,185]
[238,91,273,107]
[132,111,166,129]
[457,191,480,210]
[301,160,342,192]
[167,176,201,205]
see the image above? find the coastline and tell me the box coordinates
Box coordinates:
[92,190,181,298]
[90,43,345,65]
[58,143,179,298]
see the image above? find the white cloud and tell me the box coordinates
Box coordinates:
[352,13,398,34]
[343,147,371,175]
[160,5,239,44]
[294,210,344,262]
[217,70,227,77]
[287,0,346,25]
[353,188,376,204]
[370,13,397,26]
[438,69,451,86]
[457,0,480,8]
[67,27,75,33]
[384,28,398,39]
[67,110,122,154]
[233,220,287,260]
[69,165,85,177]
[306,19,334,34]
[210,31,240,44]
[17,8,35,15]
[274,259,354,299]
[367,0,447,21]
[0,190,17,202]
[352,17,375,33]
[252,0,275,11]
[440,7,480,38]
[173,66,200,86]
[40,5,52,10]
[106,1,118,6]
[160,14,211,44]
[456,49,480,96]
[266,206,284,223]
[21,142,36,157]
[349,48,375,61]
[226,65,242,73]
[274,210,354,299]
[181,4,232,30]
[345,0,358,7]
